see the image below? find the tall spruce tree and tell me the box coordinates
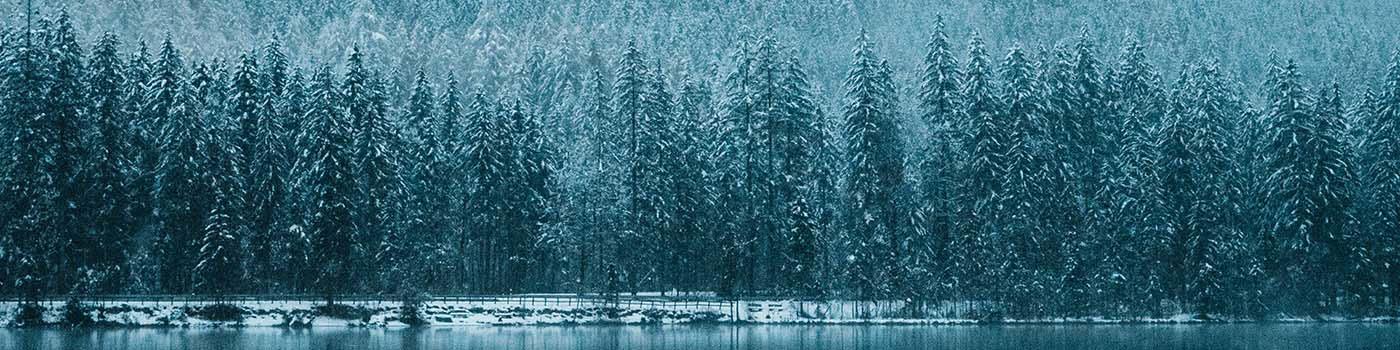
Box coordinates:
[464,93,509,292]
[998,46,1049,316]
[1263,62,1353,314]
[776,57,825,296]
[1103,38,1170,315]
[1161,63,1246,316]
[1360,53,1400,312]
[3,17,62,298]
[344,48,403,292]
[150,37,210,294]
[433,73,467,291]
[611,40,657,291]
[230,51,282,292]
[951,34,1001,306]
[913,17,962,307]
[841,32,906,299]
[305,66,354,302]
[389,70,441,295]
[81,32,136,293]
[42,12,87,291]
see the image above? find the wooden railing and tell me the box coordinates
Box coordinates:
[0,294,737,312]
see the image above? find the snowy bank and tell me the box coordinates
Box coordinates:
[2,298,1394,327]
[0,299,725,327]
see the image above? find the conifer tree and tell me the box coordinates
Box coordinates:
[195,163,244,298]
[952,34,1001,304]
[82,32,137,293]
[3,17,62,298]
[560,69,619,291]
[673,75,717,292]
[464,93,509,292]
[40,11,87,292]
[1263,62,1353,313]
[612,40,657,291]
[645,68,682,289]
[279,70,314,293]
[913,16,962,306]
[305,66,354,302]
[509,101,556,292]
[125,40,158,232]
[842,32,906,299]
[389,70,440,295]
[150,37,210,294]
[1359,53,1400,311]
[776,57,825,296]
[345,48,404,292]
[1161,63,1246,316]
[998,46,1049,315]
[230,52,281,291]
[1103,38,1170,314]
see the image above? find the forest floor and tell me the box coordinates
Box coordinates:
[1,297,1395,327]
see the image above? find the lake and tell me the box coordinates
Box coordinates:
[4,324,1400,350]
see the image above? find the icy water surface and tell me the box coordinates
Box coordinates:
[4,324,1400,350]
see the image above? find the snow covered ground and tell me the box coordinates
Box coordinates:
[0,298,729,327]
[2,298,1393,327]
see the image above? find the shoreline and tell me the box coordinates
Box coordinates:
[3,299,1396,328]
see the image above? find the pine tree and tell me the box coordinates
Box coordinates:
[612,40,655,291]
[40,12,88,292]
[463,93,508,292]
[1162,63,1246,316]
[509,101,556,292]
[390,70,440,295]
[2,17,62,298]
[673,75,717,293]
[0,28,14,294]
[644,67,681,290]
[913,16,962,306]
[125,40,158,237]
[998,46,1049,316]
[230,51,283,292]
[1311,84,1358,314]
[953,34,1002,304]
[776,57,825,297]
[279,70,314,293]
[1263,62,1353,314]
[260,40,300,280]
[1042,35,1113,315]
[305,66,354,302]
[842,32,906,300]
[1359,53,1400,313]
[1103,38,1170,315]
[345,48,404,293]
[150,37,211,294]
[81,32,137,293]
[194,164,243,298]
[437,75,467,290]
[561,69,619,292]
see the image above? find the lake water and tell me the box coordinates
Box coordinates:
[4,324,1400,350]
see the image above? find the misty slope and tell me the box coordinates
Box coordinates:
[7,0,1398,102]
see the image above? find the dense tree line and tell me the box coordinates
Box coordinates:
[2,11,1399,319]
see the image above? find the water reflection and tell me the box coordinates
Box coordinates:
[4,324,1399,350]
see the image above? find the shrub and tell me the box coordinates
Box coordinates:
[63,298,94,326]
[189,304,245,322]
[314,303,371,320]
[398,293,428,326]
[14,302,46,327]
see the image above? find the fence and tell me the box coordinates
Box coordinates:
[0,294,740,317]
[0,295,990,321]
